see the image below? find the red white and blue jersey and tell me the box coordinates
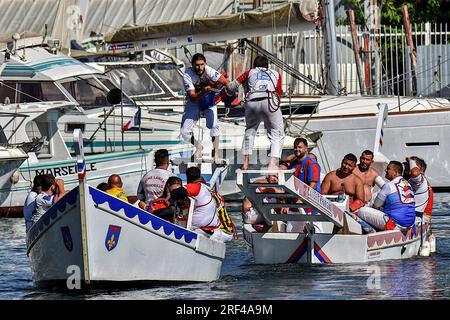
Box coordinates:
[373,176,415,227]
[291,156,321,192]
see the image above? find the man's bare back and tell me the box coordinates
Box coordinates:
[321,170,365,203]
[353,165,380,203]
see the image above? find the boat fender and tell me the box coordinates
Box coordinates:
[419,241,431,257]
[429,234,436,253]
[10,169,20,184]
[349,198,365,212]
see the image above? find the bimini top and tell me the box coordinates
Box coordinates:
[0,47,102,82]
[105,1,319,50]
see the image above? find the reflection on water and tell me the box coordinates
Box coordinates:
[0,194,449,300]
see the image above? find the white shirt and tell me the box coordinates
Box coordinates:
[183,65,221,108]
[137,168,175,202]
[33,193,55,225]
[24,191,38,231]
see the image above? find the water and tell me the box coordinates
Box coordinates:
[1,194,449,300]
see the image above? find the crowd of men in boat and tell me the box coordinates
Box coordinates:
[22,52,433,239]
[243,137,433,234]
[23,148,236,242]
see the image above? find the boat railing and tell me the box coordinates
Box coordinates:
[0,111,29,145]
[236,169,347,230]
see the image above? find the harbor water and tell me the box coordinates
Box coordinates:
[0,193,449,300]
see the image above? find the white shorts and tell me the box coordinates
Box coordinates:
[180,103,220,141]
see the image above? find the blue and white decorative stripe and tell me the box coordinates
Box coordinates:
[88,187,198,245]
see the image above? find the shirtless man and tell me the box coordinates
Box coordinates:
[353,150,385,204]
[321,153,365,211]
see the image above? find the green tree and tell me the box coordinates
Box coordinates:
[340,0,450,26]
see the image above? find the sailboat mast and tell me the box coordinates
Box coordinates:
[322,0,340,95]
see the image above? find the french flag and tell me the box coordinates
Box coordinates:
[122,108,141,131]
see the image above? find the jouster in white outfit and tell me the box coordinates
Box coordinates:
[185,182,219,229]
[137,168,175,202]
[228,67,285,159]
[181,65,222,142]
[409,173,433,223]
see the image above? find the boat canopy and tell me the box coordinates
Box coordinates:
[0,47,102,82]
[105,1,319,50]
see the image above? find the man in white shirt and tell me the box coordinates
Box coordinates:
[227,55,284,170]
[24,175,45,232]
[33,175,66,226]
[137,149,175,209]
[182,53,230,164]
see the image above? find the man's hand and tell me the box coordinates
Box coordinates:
[55,179,65,194]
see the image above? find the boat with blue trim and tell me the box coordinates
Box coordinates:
[26,130,226,286]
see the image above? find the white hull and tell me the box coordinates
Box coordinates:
[284,95,450,188]
[289,108,450,188]
[1,149,155,208]
[27,185,225,285]
[243,222,430,264]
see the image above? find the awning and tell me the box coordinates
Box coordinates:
[105,1,319,50]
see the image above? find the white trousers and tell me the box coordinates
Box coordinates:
[357,207,389,230]
[180,104,220,142]
[243,99,284,158]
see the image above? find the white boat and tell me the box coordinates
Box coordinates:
[0,144,29,205]
[236,169,434,264]
[0,101,193,211]
[1,42,299,195]
[283,95,450,189]
[27,130,226,287]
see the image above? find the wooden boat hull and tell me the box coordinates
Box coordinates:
[243,222,430,264]
[27,185,226,286]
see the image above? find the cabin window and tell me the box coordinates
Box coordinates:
[152,64,184,95]
[25,120,51,157]
[109,68,164,96]
[66,123,85,133]
[98,78,134,105]
[0,82,17,104]
[61,78,110,108]
[17,82,68,103]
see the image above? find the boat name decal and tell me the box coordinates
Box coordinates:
[35,163,96,177]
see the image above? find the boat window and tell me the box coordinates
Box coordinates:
[61,78,110,108]
[97,77,134,105]
[25,120,51,157]
[66,123,85,133]
[0,82,68,104]
[0,82,17,104]
[20,83,69,103]
[152,64,185,95]
[109,68,164,96]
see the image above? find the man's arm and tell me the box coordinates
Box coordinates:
[186,87,211,102]
[320,173,332,195]
[372,184,389,210]
[228,70,250,93]
[54,179,66,202]
[282,154,296,163]
[307,161,320,190]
